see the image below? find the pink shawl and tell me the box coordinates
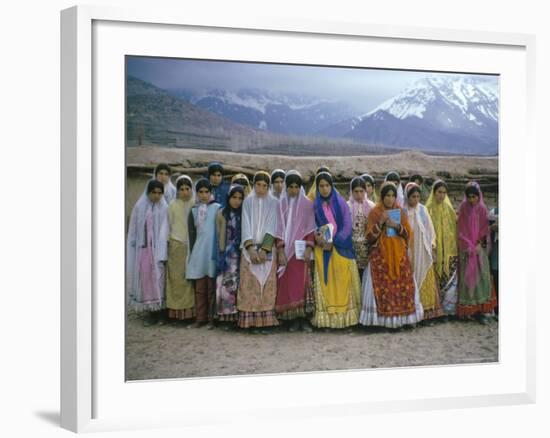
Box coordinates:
[457,181,490,288]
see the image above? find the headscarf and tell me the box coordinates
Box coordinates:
[403,182,436,286]
[361,173,378,203]
[366,181,412,280]
[217,185,244,272]
[348,176,375,220]
[313,172,354,284]
[307,165,331,201]
[385,171,404,207]
[426,179,458,279]
[457,181,490,288]
[276,170,316,277]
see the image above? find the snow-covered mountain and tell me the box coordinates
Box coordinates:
[167,88,358,136]
[322,75,499,155]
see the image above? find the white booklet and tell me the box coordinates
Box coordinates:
[295,240,307,260]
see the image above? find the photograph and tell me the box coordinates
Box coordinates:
[125,55,499,381]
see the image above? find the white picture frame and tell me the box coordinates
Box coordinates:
[60,4,536,433]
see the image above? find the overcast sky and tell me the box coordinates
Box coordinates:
[127,56,498,113]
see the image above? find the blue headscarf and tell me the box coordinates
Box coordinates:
[313,172,355,284]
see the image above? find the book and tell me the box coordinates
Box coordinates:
[318,223,334,243]
[386,209,401,237]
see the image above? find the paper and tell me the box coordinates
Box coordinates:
[295,240,307,260]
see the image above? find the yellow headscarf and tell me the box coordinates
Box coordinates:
[306,165,331,201]
[425,180,458,278]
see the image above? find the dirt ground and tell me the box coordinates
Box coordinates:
[125,314,498,381]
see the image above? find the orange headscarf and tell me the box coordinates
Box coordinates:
[366,182,413,280]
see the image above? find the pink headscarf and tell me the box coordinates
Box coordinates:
[276,171,317,277]
[457,181,490,288]
[348,176,375,220]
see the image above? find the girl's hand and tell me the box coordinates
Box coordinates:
[247,246,260,264]
[323,242,333,251]
[258,249,267,263]
[278,248,287,266]
[315,232,325,247]
[304,246,312,261]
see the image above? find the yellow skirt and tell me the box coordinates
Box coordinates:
[311,247,361,328]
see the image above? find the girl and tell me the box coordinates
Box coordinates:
[165,175,196,322]
[270,169,286,199]
[403,182,443,324]
[275,170,317,332]
[347,176,375,278]
[238,171,280,333]
[154,163,177,204]
[307,165,331,201]
[456,182,497,323]
[359,182,423,329]
[186,178,221,329]
[426,180,459,317]
[361,173,377,203]
[384,171,404,207]
[231,173,252,197]
[126,179,169,326]
[311,172,361,330]
[215,185,245,329]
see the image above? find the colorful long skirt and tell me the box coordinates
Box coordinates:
[215,251,240,322]
[437,256,458,315]
[237,253,279,328]
[310,247,361,328]
[418,266,444,320]
[456,248,497,317]
[165,239,195,319]
[359,249,424,328]
[275,256,314,320]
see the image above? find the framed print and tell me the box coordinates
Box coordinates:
[61,4,536,433]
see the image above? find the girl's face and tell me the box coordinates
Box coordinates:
[228,191,244,209]
[148,188,163,204]
[178,184,192,201]
[352,186,366,203]
[209,171,223,187]
[467,193,480,206]
[382,191,396,209]
[272,177,284,195]
[254,180,269,196]
[365,182,374,197]
[286,183,300,198]
[197,187,211,203]
[435,186,447,203]
[318,180,332,198]
[408,191,421,208]
[156,169,170,185]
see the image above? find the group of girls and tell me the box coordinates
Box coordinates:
[127,161,498,332]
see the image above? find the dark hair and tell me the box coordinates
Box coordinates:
[316,165,330,175]
[380,183,397,199]
[222,185,245,221]
[410,174,424,184]
[154,163,171,176]
[207,162,223,175]
[465,183,480,197]
[385,171,400,183]
[315,171,333,189]
[361,173,375,186]
[233,177,248,186]
[195,178,211,193]
[253,171,271,185]
[271,169,286,183]
[285,173,302,187]
[432,180,448,194]
[406,185,421,198]
[176,176,193,191]
[351,176,366,191]
[146,179,164,194]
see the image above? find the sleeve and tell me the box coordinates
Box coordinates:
[304,231,315,247]
[188,209,196,253]
[333,198,352,246]
[156,209,169,262]
[216,210,226,252]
